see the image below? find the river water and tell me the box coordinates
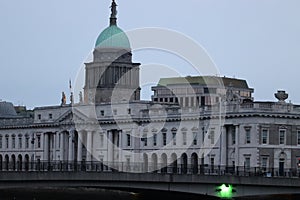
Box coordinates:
[0,188,299,200]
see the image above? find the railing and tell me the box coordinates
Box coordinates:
[0,161,299,178]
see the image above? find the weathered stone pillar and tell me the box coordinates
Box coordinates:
[59,132,64,161]
[52,133,56,161]
[107,130,113,165]
[221,126,227,166]
[77,131,83,162]
[235,125,240,166]
[68,131,73,162]
[44,133,49,162]
[118,130,122,171]
[86,131,93,162]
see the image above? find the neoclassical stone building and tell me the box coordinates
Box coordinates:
[0,1,300,175]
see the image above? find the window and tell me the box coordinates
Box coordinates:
[25,135,30,149]
[5,135,9,148]
[0,136,2,149]
[100,110,104,116]
[37,135,41,148]
[261,157,268,171]
[245,129,251,144]
[127,109,131,115]
[113,109,117,115]
[18,136,22,149]
[245,157,251,170]
[262,129,268,144]
[297,130,300,145]
[58,133,61,148]
[172,132,177,145]
[202,128,205,143]
[210,157,215,171]
[162,132,167,146]
[210,157,215,166]
[142,134,147,146]
[279,129,286,145]
[49,113,53,119]
[231,128,236,145]
[182,132,187,146]
[153,134,157,146]
[204,88,209,94]
[193,132,197,145]
[210,130,215,144]
[12,135,16,149]
[127,134,131,147]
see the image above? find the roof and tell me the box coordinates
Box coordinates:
[95,25,131,49]
[0,101,17,118]
[157,76,250,89]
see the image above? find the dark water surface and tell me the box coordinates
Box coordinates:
[0,188,299,200]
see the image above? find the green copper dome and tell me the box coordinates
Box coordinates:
[95,25,131,49]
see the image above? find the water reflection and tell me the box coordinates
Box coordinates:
[0,188,217,200]
[0,188,299,200]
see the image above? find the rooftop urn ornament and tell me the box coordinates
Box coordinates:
[275,90,288,102]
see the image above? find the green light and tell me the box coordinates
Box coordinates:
[216,184,234,199]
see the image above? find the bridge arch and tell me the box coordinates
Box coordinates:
[4,154,9,170]
[17,154,22,171]
[181,153,188,174]
[11,154,16,171]
[171,153,178,174]
[143,153,148,172]
[161,153,167,173]
[151,153,158,172]
[191,153,198,174]
[24,154,29,171]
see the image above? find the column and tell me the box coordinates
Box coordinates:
[52,133,56,161]
[86,131,93,162]
[60,132,64,161]
[77,131,83,162]
[220,126,227,166]
[68,131,73,162]
[44,133,49,162]
[107,130,113,165]
[235,125,240,166]
[118,130,122,171]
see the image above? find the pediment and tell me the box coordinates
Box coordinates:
[55,109,88,124]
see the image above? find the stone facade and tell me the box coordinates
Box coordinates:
[0,0,300,175]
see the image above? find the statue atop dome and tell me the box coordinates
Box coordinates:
[110,0,117,18]
[110,0,118,26]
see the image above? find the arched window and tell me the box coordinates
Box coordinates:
[18,134,23,149]
[5,135,9,149]
[25,134,30,149]
[12,134,16,149]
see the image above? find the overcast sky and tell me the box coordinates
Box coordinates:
[0,0,300,109]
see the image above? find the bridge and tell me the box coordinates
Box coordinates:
[1,161,300,198]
